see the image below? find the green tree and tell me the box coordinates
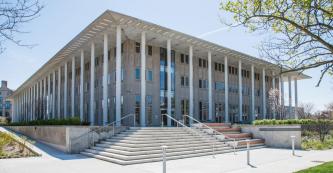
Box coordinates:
[220,0,333,86]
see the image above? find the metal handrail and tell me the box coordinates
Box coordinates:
[183,114,237,153]
[70,113,135,151]
[161,113,219,157]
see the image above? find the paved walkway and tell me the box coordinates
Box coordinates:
[1,127,333,173]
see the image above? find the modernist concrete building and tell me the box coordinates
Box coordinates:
[10,10,309,126]
[0,80,13,117]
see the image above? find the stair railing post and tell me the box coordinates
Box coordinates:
[212,130,216,158]
[246,139,250,165]
[112,123,115,136]
[291,135,295,156]
[161,145,168,173]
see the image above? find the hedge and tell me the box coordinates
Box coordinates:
[6,117,90,126]
[253,119,333,125]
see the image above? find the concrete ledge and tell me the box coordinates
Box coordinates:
[6,125,128,153]
[241,125,301,149]
[259,127,302,131]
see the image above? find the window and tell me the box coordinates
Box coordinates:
[135,67,140,80]
[185,55,189,64]
[148,45,153,56]
[181,76,189,87]
[135,95,140,125]
[181,99,189,115]
[146,95,153,126]
[180,54,189,64]
[181,54,185,63]
[146,70,153,81]
[135,42,140,53]
[199,79,208,89]
[198,58,207,68]
[215,103,224,123]
[215,82,225,91]
[199,101,208,121]
[215,62,224,72]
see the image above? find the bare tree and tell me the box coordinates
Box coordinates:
[326,102,333,111]
[0,0,43,53]
[297,102,315,119]
[220,0,333,86]
[268,88,285,119]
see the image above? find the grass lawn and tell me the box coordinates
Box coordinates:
[296,161,333,173]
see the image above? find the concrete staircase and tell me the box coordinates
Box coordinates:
[203,123,265,146]
[81,126,265,165]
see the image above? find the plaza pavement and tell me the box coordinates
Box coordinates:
[1,127,333,173]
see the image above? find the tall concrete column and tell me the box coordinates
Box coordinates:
[102,33,108,125]
[280,75,285,115]
[24,91,26,121]
[262,68,266,119]
[208,51,213,121]
[294,78,298,119]
[64,62,68,118]
[71,56,75,118]
[58,67,61,118]
[272,72,276,119]
[32,86,34,120]
[80,50,84,122]
[250,64,255,122]
[238,60,243,122]
[224,57,229,123]
[47,74,50,119]
[189,46,194,125]
[36,81,39,119]
[52,71,56,119]
[39,80,42,119]
[167,39,172,127]
[43,77,47,119]
[115,25,122,126]
[90,42,95,125]
[288,76,292,118]
[140,32,146,127]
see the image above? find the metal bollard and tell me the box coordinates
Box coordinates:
[246,139,250,165]
[161,145,168,173]
[291,136,295,156]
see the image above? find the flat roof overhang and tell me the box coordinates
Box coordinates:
[10,10,311,97]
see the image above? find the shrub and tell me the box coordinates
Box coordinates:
[253,119,333,125]
[7,117,90,126]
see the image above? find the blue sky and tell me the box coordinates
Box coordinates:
[0,0,331,111]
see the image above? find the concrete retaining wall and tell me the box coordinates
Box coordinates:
[7,125,128,153]
[241,125,302,149]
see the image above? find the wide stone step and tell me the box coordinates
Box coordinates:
[224,133,252,139]
[215,127,241,133]
[203,123,232,128]
[129,127,186,130]
[91,143,230,156]
[81,145,265,165]
[97,139,221,150]
[116,133,194,138]
[86,144,233,160]
[108,135,206,143]
[111,134,204,140]
[237,139,265,146]
[85,145,234,161]
[100,138,217,147]
[121,130,189,135]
